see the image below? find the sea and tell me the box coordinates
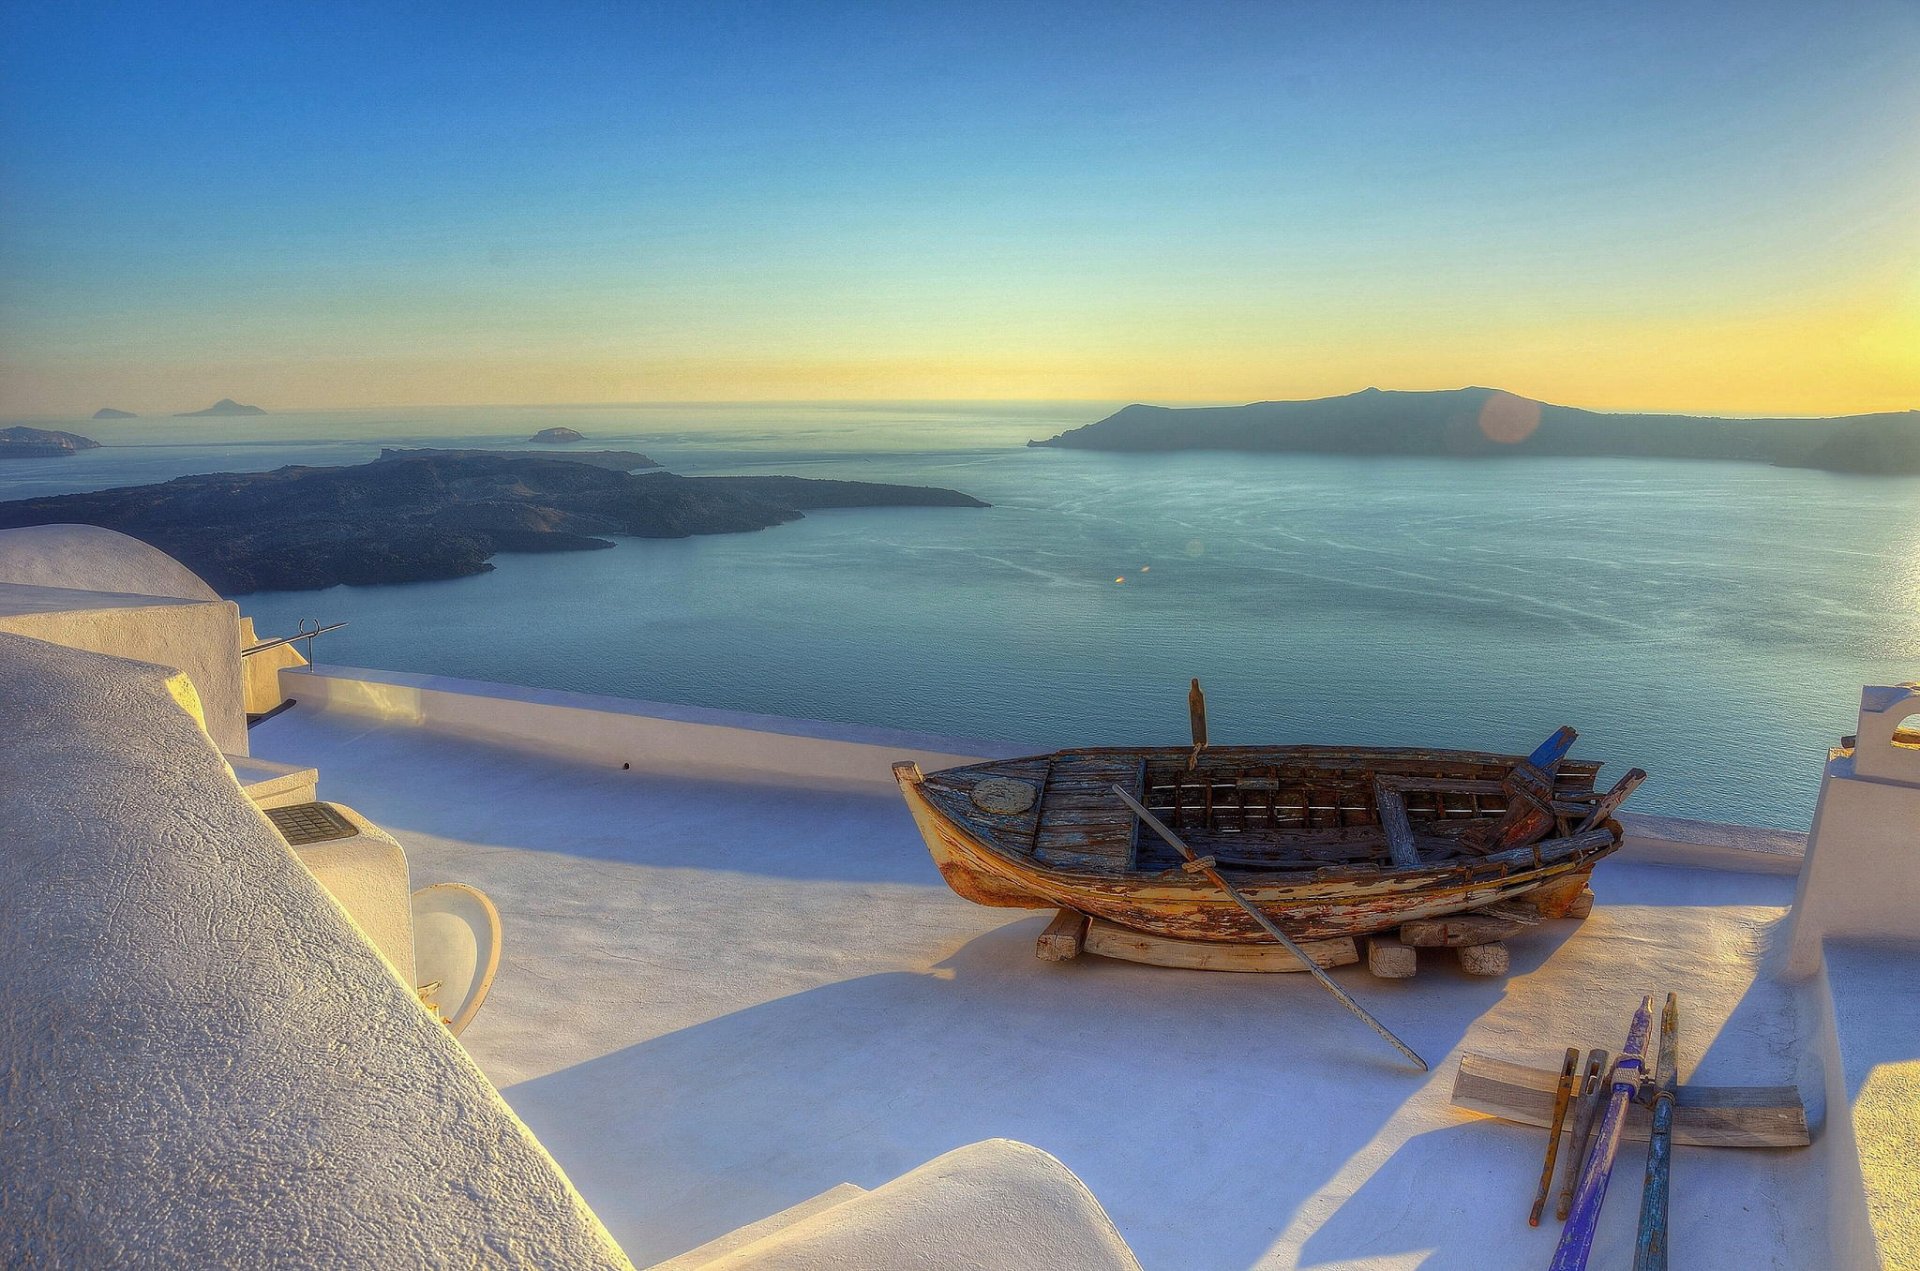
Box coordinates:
[5,400,1917,831]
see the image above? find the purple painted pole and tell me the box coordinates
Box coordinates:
[1550,996,1655,1271]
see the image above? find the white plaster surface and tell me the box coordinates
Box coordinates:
[254,696,1839,1270]
[697,1140,1142,1270]
[0,633,630,1269]
[0,523,221,601]
[225,750,320,808]
[293,804,418,983]
[0,579,249,753]
[1788,687,1920,974]
[1819,941,1920,1269]
[284,663,1023,785]
[239,613,308,714]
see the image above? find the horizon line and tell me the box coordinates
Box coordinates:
[22,385,1917,423]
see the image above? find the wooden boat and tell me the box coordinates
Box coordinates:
[893,726,1637,944]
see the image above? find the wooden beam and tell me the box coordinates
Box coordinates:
[1373,780,1421,868]
[1451,1052,1809,1148]
[1035,909,1089,962]
[1400,913,1533,947]
[1082,919,1357,973]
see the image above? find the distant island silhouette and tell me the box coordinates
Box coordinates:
[0,426,100,459]
[175,398,267,417]
[530,426,585,443]
[91,408,137,420]
[0,451,986,593]
[1030,387,1920,474]
[379,447,659,471]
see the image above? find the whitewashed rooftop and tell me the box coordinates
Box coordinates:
[253,679,1851,1270]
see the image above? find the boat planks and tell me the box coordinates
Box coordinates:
[896,739,1628,944]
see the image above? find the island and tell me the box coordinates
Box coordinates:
[0,426,101,459]
[175,398,267,417]
[378,447,661,471]
[0,452,987,593]
[1029,387,1920,474]
[92,408,137,420]
[530,426,584,443]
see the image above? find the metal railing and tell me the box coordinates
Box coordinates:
[241,618,347,668]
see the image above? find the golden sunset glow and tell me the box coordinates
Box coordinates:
[2,5,1916,419]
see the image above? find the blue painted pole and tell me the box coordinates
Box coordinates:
[1633,994,1679,1270]
[1551,996,1655,1271]
[1526,725,1579,770]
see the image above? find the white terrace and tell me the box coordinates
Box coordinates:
[2,526,1915,1269]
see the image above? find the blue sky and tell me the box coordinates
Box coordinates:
[3,1,1916,414]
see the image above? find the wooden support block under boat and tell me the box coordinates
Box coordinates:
[1451,1052,1810,1148]
[1036,909,1089,961]
[1367,936,1418,979]
[1400,913,1535,948]
[1456,942,1510,976]
[1080,919,1358,972]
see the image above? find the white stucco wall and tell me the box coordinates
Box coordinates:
[1787,685,1920,975]
[0,581,248,754]
[285,664,1024,789]
[0,631,632,1269]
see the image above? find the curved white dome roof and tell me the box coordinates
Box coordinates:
[0,524,220,601]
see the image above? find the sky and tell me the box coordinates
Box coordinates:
[2,0,1917,418]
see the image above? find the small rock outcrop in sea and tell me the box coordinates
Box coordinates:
[379,447,660,471]
[1029,387,1920,474]
[530,427,585,443]
[0,452,988,593]
[175,398,267,417]
[0,426,102,459]
[92,408,137,420]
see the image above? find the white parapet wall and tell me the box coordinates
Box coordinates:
[282,664,1026,788]
[1787,685,1920,976]
[286,664,1810,879]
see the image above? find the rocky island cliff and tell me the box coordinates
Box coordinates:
[0,452,986,593]
[1031,387,1920,474]
[176,398,267,417]
[378,447,661,471]
[0,426,101,459]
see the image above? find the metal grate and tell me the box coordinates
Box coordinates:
[266,802,359,846]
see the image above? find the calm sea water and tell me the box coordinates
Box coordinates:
[6,402,1917,829]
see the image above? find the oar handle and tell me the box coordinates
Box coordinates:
[1113,785,1428,1072]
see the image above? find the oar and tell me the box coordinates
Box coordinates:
[1551,996,1656,1271]
[1555,1050,1609,1221]
[1632,994,1679,1270]
[1529,1047,1582,1226]
[1112,784,1428,1072]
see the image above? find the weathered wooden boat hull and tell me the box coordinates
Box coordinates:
[895,746,1621,944]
